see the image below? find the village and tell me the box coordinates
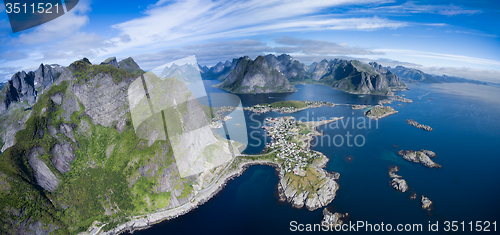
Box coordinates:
[262,116,324,176]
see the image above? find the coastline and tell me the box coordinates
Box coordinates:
[91,116,340,234]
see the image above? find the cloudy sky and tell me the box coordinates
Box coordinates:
[1,0,499,82]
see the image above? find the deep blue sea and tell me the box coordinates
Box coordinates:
[133,81,500,234]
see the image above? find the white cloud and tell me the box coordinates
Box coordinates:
[13,0,91,45]
[105,0,406,56]
[374,49,500,68]
[352,1,481,16]
[134,39,273,69]
[274,36,382,55]
[445,30,498,38]
[0,51,29,61]
[0,66,22,82]
[37,32,107,61]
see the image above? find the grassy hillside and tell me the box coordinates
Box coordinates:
[269,100,307,109]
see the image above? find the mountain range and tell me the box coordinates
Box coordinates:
[388,65,487,85]
[205,54,408,95]
[0,56,213,234]
[203,54,486,95]
[0,53,489,234]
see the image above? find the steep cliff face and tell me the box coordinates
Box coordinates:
[264,54,310,80]
[368,62,407,91]
[0,64,65,114]
[307,59,407,95]
[218,56,296,93]
[0,57,216,234]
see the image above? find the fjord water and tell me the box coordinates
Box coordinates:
[134,81,500,234]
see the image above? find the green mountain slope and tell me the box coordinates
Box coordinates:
[0,58,203,234]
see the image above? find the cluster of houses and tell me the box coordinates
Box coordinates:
[244,101,335,114]
[263,117,319,176]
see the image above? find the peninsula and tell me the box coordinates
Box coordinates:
[258,116,343,210]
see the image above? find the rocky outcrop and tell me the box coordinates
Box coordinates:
[50,141,76,174]
[27,147,59,192]
[218,56,296,93]
[398,150,441,168]
[406,119,433,131]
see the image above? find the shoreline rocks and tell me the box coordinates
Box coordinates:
[406,119,432,131]
[277,162,340,211]
[364,105,398,120]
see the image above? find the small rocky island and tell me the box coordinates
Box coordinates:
[352,104,371,110]
[322,208,348,228]
[398,150,441,168]
[244,100,335,114]
[406,119,433,131]
[388,166,408,192]
[421,195,433,211]
[364,105,398,120]
[392,95,413,103]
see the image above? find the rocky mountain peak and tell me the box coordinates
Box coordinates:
[118,57,143,75]
[100,57,119,68]
[217,55,296,93]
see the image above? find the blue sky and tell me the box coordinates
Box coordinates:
[1,0,500,82]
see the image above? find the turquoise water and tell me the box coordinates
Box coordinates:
[134,82,500,234]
